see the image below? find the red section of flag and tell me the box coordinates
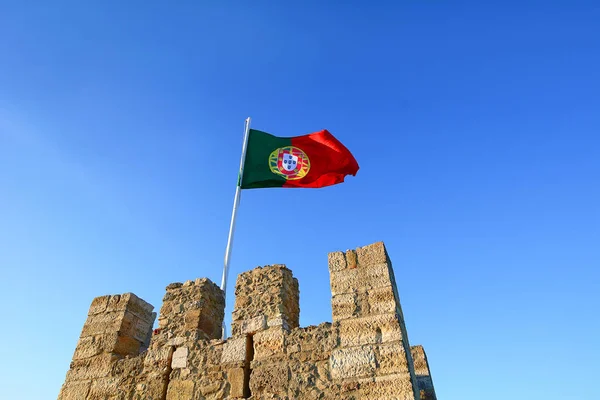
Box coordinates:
[285,130,359,188]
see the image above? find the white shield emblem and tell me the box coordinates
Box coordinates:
[282,153,298,171]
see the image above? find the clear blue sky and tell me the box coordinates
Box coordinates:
[1,1,598,399]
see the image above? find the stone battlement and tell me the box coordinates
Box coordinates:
[57,242,438,400]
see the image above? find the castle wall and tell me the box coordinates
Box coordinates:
[411,345,438,400]
[57,241,438,400]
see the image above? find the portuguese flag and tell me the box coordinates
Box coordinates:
[241,129,359,189]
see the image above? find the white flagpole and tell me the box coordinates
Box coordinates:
[220,117,251,338]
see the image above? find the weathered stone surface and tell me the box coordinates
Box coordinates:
[106,293,154,318]
[337,313,403,347]
[57,380,91,400]
[356,241,389,266]
[410,344,430,376]
[73,334,112,360]
[171,347,188,369]
[238,314,267,334]
[358,373,416,400]
[65,353,116,381]
[330,346,376,379]
[87,377,125,399]
[228,367,247,398]
[231,265,299,335]
[346,249,358,269]
[88,296,110,315]
[327,251,347,272]
[331,292,359,320]
[157,277,225,340]
[250,362,290,396]
[58,242,435,400]
[367,286,398,315]
[330,263,394,297]
[267,314,290,330]
[253,327,286,361]
[411,345,438,400]
[221,336,249,365]
[165,379,195,400]
[377,342,410,375]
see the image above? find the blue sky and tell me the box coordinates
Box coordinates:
[1,1,599,399]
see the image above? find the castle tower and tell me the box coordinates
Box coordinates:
[328,241,421,399]
[57,293,155,399]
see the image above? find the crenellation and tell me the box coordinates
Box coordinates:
[411,345,438,400]
[57,241,439,399]
[231,264,299,336]
[156,277,225,341]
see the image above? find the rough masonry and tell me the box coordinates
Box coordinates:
[58,241,438,399]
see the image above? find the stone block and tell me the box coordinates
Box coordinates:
[410,345,430,376]
[135,375,170,400]
[346,249,358,268]
[361,263,395,291]
[227,367,247,398]
[166,379,195,400]
[221,336,248,365]
[57,380,91,400]
[88,295,110,315]
[199,311,221,339]
[330,263,393,296]
[249,362,290,396]
[66,353,116,381]
[80,312,124,337]
[73,334,111,360]
[183,309,201,330]
[358,372,417,400]
[74,330,144,359]
[338,313,403,347]
[330,346,376,380]
[376,342,410,375]
[331,292,358,320]
[171,347,188,369]
[106,293,154,319]
[285,323,336,365]
[356,241,389,266]
[144,346,173,367]
[198,381,221,396]
[267,314,290,330]
[367,286,398,315]
[120,311,154,343]
[114,334,143,357]
[235,314,267,335]
[253,327,286,361]
[328,251,347,272]
[165,337,186,347]
[87,377,125,399]
[329,267,360,296]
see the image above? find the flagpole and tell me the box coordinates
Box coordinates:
[220,117,251,338]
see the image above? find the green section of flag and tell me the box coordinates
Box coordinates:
[241,129,290,189]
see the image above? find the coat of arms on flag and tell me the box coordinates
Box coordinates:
[269,146,311,180]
